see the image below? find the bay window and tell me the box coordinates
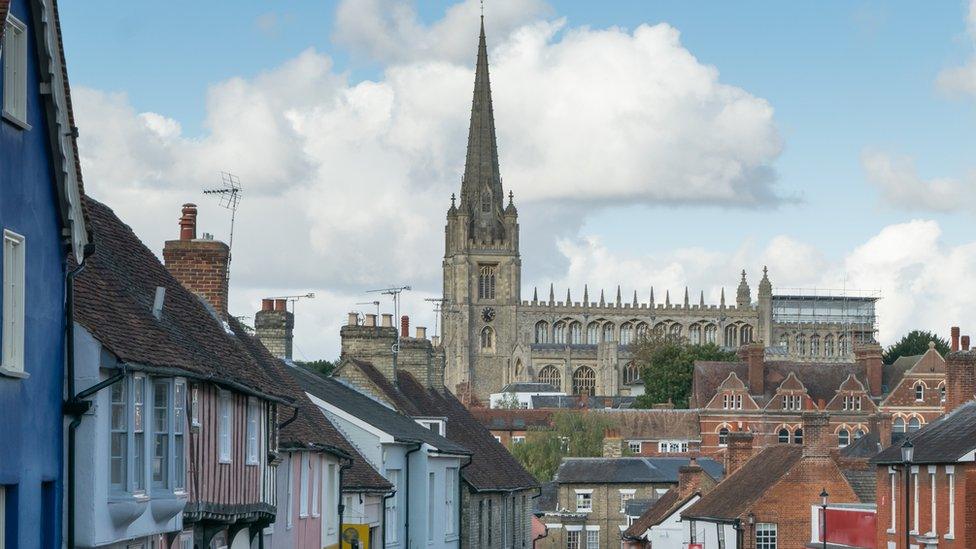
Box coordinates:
[246,398,260,465]
[133,375,146,492]
[152,381,169,488]
[174,381,186,491]
[110,381,128,491]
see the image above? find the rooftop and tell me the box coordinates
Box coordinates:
[554,457,723,485]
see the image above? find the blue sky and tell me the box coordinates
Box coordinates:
[58,1,976,357]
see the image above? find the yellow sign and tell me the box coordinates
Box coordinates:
[324,523,369,549]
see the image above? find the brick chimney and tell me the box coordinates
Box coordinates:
[401,315,410,338]
[738,343,765,396]
[868,412,892,449]
[339,313,397,383]
[963,335,971,352]
[725,431,754,475]
[801,411,831,458]
[398,321,438,389]
[602,428,624,458]
[677,456,715,497]
[945,350,976,413]
[255,298,294,360]
[162,203,230,318]
[951,326,960,352]
[854,343,884,398]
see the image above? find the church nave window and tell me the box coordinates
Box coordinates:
[669,323,682,339]
[602,322,615,343]
[534,321,550,344]
[619,323,633,345]
[553,322,567,344]
[741,325,753,344]
[623,362,640,385]
[538,366,561,390]
[572,366,596,396]
[725,325,739,348]
[478,264,496,300]
[569,322,582,345]
[704,324,717,344]
[636,323,649,341]
[689,324,702,345]
[586,322,600,345]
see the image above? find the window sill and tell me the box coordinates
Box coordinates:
[0,365,28,379]
[218,458,232,465]
[945,534,955,540]
[445,534,459,542]
[2,110,31,131]
[887,529,896,534]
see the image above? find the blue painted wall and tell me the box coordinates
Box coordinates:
[0,0,68,546]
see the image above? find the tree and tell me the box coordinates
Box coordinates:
[495,392,523,409]
[509,411,612,482]
[883,330,950,364]
[631,335,738,409]
[296,359,337,377]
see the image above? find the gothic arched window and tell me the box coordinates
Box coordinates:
[740,325,753,345]
[854,428,866,440]
[653,322,667,337]
[623,362,640,385]
[534,321,550,344]
[824,335,835,357]
[893,417,906,433]
[718,427,730,447]
[939,382,946,403]
[669,323,682,339]
[810,335,821,357]
[586,322,600,345]
[704,324,717,344]
[569,322,582,345]
[689,324,702,345]
[602,323,615,343]
[478,264,496,300]
[725,325,739,348]
[914,382,925,401]
[538,366,561,390]
[553,322,567,344]
[907,417,922,432]
[481,190,491,213]
[838,335,849,356]
[636,323,649,341]
[619,323,633,345]
[796,335,806,356]
[572,366,596,396]
[480,326,495,351]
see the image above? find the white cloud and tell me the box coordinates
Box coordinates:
[74,0,784,359]
[861,150,976,212]
[937,0,976,97]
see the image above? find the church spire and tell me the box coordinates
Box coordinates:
[460,17,504,218]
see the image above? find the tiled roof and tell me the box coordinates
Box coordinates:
[288,366,469,456]
[226,320,391,492]
[884,354,920,392]
[531,395,636,409]
[682,445,803,522]
[588,409,701,440]
[842,469,876,503]
[693,359,912,407]
[622,488,693,539]
[872,400,976,464]
[74,197,288,401]
[840,432,884,459]
[535,481,558,512]
[470,408,553,431]
[554,457,723,485]
[498,382,560,393]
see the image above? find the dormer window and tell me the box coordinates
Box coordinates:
[854,396,862,411]
[416,419,446,436]
[783,394,801,411]
[722,394,730,409]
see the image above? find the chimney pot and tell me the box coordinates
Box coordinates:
[952,326,961,352]
[261,298,274,311]
[381,314,393,328]
[365,314,377,327]
[274,299,287,312]
[431,335,440,346]
[963,336,971,351]
[416,326,427,339]
[179,203,197,241]
[347,312,359,326]
[401,315,410,338]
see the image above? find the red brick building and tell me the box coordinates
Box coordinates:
[871,350,976,549]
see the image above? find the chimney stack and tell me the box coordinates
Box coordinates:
[951,326,960,352]
[963,336,971,352]
[364,314,377,327]
[347,312,359,326]
[255,297,295,360]
[725,431,754,475]
[854,343,884,397]
[340,313,397,383]
[945,350,976,413]
[416,326,427,339]
[801,411,831,458]
[602,428,624,458]
[739,343,765,396]
[381,314,393,328]
[868,412,892,450]
[677,456,715,497]
[401,315,410,338]
[163,203,230,318]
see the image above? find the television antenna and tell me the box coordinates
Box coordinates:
[267,292,316,314]
[367,286,411,353]
[424,297,449,337]
[356,300,381,318]
[203,172,243,277]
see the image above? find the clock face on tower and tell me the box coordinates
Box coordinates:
[482,307,496,322]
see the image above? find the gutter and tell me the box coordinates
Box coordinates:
[457,455,473,545]
[337,456,353,549]
[120,361,295,405]
[404,442,423,547]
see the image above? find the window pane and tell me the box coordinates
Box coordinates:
[152,382,169,487]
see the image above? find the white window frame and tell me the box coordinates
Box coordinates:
[888,468,896,533]
[928,466,936,536]
[427,472,435,541]
[585,526,600,549]
[285,454,294,528]
[912,467,919,534]
[575,490,593,513]
[218,390,232,463]
[385,469,400,544]
[132,375,146,493]
[299,452,310,518]
[947,466,955,538]
[1,230,26,378]
[109,378,128,492]
[512,435,526,444]
[245,398,260,465]
[151,379,170,489]
[311,457,320,517]
[619,489,636,514]
[628,441,641,453]
[2,15,29,129]
[190,385,200,428]
[173,380,186,492]
[445,467,456,536]
[756,522,777,549]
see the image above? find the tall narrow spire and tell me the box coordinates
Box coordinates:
[549,283,555,304]
[460,17,504,220]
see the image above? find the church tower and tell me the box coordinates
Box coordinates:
[443,17,521,401]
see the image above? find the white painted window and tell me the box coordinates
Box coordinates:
[1,230,25,377]
[512,435,525,444]
[912,469,919,533]
[152,380,169,488]
[619,490,635,513]
[428,472,435,540]
[133,375,146,492]
[326,463,337,532]
[628,441,641,453]
[567,530,580,549]
[575,492,592,512]
[2,15,28,126]
[110,381,128,491]
[246,398,259,465]
[947,466,955,537]
[756,523,777,549]
[385,469,400,543]
[180,534,192,549]
[445,467,456,536]
[174,380,186,491]
[889,469,896,532]
[218,390,232,463]
[416,419,445,436]
[285,455,294,528]
[586,529,599,549]
[299,452,310,517]
[311,458,320,517]
[929,467,936,535]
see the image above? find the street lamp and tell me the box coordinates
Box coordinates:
[902,439,914,549]
[820,488,829,549]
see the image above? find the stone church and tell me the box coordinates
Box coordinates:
[442,20,878,403]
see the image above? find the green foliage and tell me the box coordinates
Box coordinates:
[495,392,523,409]
[296,359,337,377]
[883,330,950,364]
[631,335,738,409]
[509,411,612,482]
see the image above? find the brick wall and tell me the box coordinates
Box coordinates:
[946,351,976,414]
[537,483,666,549]
[339,324,398,382]
[162,238,230,317]
[874,462,974,548]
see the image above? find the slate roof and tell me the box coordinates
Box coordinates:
[692,359,913,407]
[535,481,558,513]
[288,366,469,456]
[498,382,560,393]
[226,320,391,492]
[682,445,803,522]
[871,400,976,464]
[842,469,876,503]
[554,457,723,485]
[884,354,920,392]
[622,488,695,539]
[588,409,701,440]
[343,360,539,492]
[841,432,884,459]
[74,197,289,402]
[532,395,636,409]
[470,408,553,431]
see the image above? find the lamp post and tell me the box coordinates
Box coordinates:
[820,488,829,549]
[902,439,914,549]
[747,512,755,548]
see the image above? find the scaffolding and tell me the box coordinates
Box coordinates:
[771,287,881,344]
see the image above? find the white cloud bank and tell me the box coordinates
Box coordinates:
[861,150,976,213]
[936,0,976,97]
